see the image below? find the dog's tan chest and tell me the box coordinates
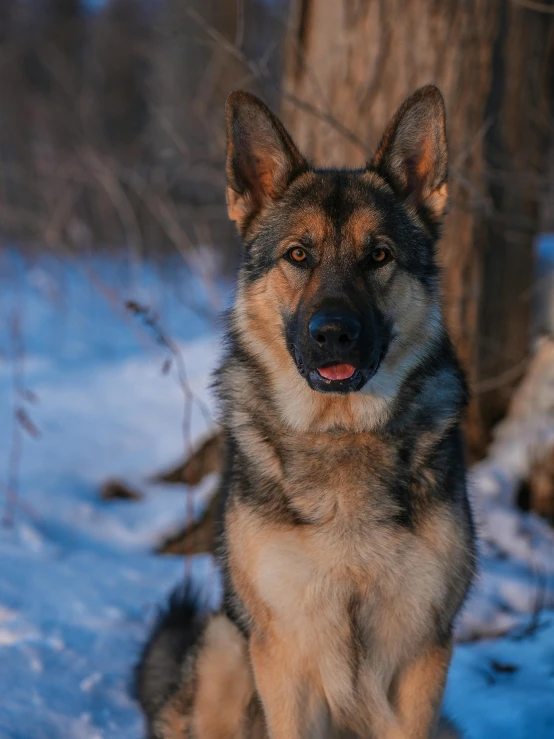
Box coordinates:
[251,513,450,642]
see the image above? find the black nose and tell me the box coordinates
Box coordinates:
[309,312,361,351]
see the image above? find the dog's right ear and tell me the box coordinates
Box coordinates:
[371,85,448,229]
[225,91,308,235]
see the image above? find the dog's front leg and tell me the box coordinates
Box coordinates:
[249,630,330,739]
[386,642,453,739]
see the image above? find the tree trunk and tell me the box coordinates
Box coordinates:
[281,0,553,458]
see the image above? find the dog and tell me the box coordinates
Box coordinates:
[136,85,476,739]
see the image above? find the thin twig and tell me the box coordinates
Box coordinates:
[511,0,554,13]
[125,301,214,458]
[3,308,40,526]
[234,0,245,49]
[187,7,371,156]
[474,356,530,394]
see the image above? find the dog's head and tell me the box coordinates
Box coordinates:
[226,87,448,430]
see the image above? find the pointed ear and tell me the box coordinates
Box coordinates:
[225,91,308,235]
[371,85,448,227]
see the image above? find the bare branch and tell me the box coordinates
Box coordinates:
[125,301,215,459]
[187,7,371,156]
[3,309,39,526]
[511,0,554,14]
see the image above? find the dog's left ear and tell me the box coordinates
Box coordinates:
[225,91,308,235]
[371,85,448,226]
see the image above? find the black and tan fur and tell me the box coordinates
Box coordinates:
[136,86,476,739]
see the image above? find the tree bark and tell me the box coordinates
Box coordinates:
[281,0,554,457]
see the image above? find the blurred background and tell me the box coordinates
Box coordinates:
[1,1,554,737]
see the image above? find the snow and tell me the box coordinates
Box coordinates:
[1,247,554,738]
[0,249,223,739]
[446,619,554,739]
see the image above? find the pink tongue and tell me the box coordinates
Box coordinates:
[318,364,356,381]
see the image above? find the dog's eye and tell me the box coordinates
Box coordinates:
[286,246,308,264]
[370,245,392,266]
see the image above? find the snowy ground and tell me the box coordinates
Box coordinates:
[0,248,553,738]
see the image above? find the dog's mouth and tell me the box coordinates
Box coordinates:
[307,363,369,393]
[316,363,356,381]
[288,333,389,395]
[291,345,388,394]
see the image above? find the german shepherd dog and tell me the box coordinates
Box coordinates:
[136,85,476,739]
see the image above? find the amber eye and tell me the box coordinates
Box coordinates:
[288,246,307,263]
[371,246,390,264]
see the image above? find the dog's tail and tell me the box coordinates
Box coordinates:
[135,585,205,731]
[135,586,260,739]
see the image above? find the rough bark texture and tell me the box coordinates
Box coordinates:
[281,0,554,457]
